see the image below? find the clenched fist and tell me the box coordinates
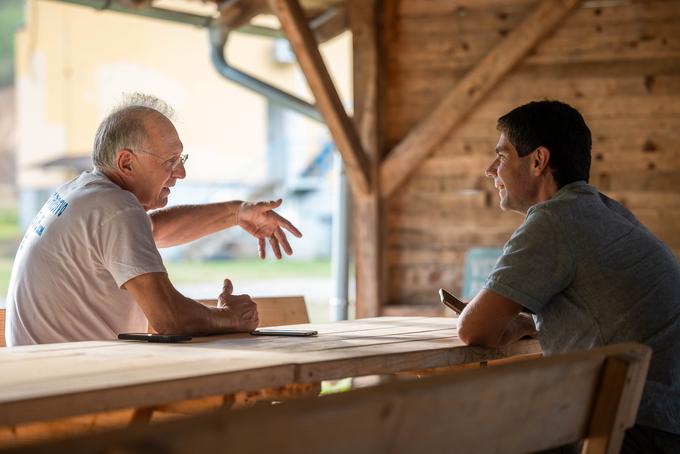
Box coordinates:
[217,279,259,332]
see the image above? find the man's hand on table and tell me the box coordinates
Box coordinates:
[458,289,538,348]
[514,313,538,339]
[237,199,303,259]
[218,279,259,332]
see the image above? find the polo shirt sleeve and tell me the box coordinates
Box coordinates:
[484,207,575,314]
[95,205,167,288]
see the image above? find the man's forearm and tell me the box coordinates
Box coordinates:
[126,273,257,335]
[151,298,254,336]
[150,201,242,248]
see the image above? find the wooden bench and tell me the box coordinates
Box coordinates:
[5,342,651,454]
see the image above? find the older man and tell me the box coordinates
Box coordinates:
[6,94,302,346]
[457,100,680,452]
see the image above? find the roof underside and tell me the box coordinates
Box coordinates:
[51,0,348,41]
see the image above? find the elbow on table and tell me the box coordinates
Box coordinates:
[149,314,194,336]
[457,316,499,348]
[152,322,187,336]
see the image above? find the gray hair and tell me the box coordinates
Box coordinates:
[92,93,175,172]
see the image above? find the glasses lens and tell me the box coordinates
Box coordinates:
[170,154,188,170]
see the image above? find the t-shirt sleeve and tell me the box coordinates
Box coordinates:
[96,206,167,288]
[484,208,575,314]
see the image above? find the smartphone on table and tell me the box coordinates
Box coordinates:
[439,288,533,316]
[118,333,192,343]
[250,328,318,337]
[438,289,467,315]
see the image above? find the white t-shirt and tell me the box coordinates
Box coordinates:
[5,170,166,345]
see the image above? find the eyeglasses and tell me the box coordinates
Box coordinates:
[133,149,188,171]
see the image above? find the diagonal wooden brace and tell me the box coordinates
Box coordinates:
[379,0,583,198]
[269,0,372,197]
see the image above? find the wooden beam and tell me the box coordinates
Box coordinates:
[269,0,372,197]
[350,0,385,318]
[309,6,347,43]
[217,0,269,28]
[379,0,583,198]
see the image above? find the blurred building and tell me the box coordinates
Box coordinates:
[14,0,352,259]
[0,87,16,205]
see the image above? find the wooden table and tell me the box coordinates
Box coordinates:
[0,317,540,426]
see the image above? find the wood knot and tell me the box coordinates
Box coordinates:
[644,75,655,93]
[642,139,658,153]
[380,402,394,420]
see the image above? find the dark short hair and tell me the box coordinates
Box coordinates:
[497,100,592,188]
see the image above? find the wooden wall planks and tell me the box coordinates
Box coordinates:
[383,0,680,311]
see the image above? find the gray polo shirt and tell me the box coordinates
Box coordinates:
[485,181,680,434]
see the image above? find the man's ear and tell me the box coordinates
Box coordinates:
[116,149,135,175]
[532,146,551,176]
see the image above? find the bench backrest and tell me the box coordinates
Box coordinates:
[8,343,650,454]
[199,295,309,327]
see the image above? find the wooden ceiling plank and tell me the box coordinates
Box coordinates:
[379,0,583,198]
[269,0,372,196]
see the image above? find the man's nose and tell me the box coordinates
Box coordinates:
[485,159,498,178]
[173,161,187,179]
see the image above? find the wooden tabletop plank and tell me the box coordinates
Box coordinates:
[195,318,457,353]
[294,338,541,382]
[0,364,296,427]
[0,317,541,426]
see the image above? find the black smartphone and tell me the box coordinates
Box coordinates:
[439,288,534,316]
[439,288,467,314]
[118,333,193,343]
[250,329,318,337]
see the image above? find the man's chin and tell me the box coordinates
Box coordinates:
[149,196,169,210]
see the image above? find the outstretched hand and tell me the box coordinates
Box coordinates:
[237,199,303,259]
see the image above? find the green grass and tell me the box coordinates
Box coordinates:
[165,258,331,283]
[0,0,23,86]
[0,257,13,296]
[0,258,331,298]
[0,205,332,295]
[0,207,20,242]
[0,202,331,295]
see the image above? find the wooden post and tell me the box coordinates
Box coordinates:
[350,0,385,318]
[269,0,372,197]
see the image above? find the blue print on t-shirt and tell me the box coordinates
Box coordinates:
[31,191,69,237]
[46,192,69,217]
